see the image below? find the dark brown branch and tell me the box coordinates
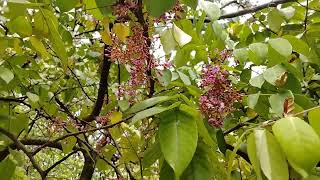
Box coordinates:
[0,97,31,108]
[43,150,77,176]
[226,144,250,163]
[0,127,45,179]
[223,115,259,135]
[68,67,94,102]
[55,97,79,121]
[136,0,155,98]
[83,44,112,123]
[218,0,295,19]
[79,150,96,180]
[221,0,238,9]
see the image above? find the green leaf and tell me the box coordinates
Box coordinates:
[142,139,162,169]
[181,144,214,180]
[131,107,168,125]
[248,92,261,109]
[268,38,292,57]
[283,35,309,56]
[61,136,77,154]
[41,9,68,68]
[272,117,320,178]
[160,160,175,180]
[56,0,77,12]
[179,104,216,149]
[146,0,175,17]
[127,96,175,114]
[247,132,263,180]
[249,74,265,88]
[26,92,39,102]
[279,7,295,20]
[263,64,287,86]
[198,0,220,20]
[267,9,284,32]
[269,90,293,116]
[0,156,16,180]
[29,36,49,58]
[157,69,172,87]
[110,111,122,124]
[161,29,177,54]
[247,129,289,180]
[172,23,192,47]
[84,0,114,19]
[177,70,191,86]
[159,110,198,178]
[248,43,268,65]
[234,48,248,63]
[308,108,320,137]
[0,67,14,84]
[118,100,130,112]
[216,129,227,155]
[7,16,32,37]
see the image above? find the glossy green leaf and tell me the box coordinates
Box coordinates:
[177,70,191,86]
[161,29,177,54]
[268,38,292,57]
[127,96,174,114]
[269,90,293,116]
[159,110,198,178]
[308,108,320,136]
[263,64,287,86]
[273,117,320,178]
[248,129,289,180]
[267,9,284,32]
[118,100,130,112]
[283,35,309,56]
[248,43,268,65]
[157,69,172,87]
[131,107,168,124]
[29,36,50,58]
[0,67,14,84]
[172,23,192,47]
[7,16,32,37]
[248,92,260,109]
[250,74,265,88]
[181,144,214,180]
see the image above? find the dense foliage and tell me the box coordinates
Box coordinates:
[0,0,320,179]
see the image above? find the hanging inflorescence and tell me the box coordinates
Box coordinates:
[199,64,242,128]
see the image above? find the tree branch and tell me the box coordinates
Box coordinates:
[43,150,77,176]
[83,44,112,123]
[218,0,295,19]
[0,127,46,179]
[223,115,259,135]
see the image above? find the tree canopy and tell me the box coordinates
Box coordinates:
[0,0,320,179]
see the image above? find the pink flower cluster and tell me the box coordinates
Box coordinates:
[199,65,242,128]
[111,25,156,99]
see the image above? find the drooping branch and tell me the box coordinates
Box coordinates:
[83,44,112,123]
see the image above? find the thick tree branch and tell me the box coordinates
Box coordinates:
[136,0,155,97]
[83,44,112,123]
[79,150,96,180]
